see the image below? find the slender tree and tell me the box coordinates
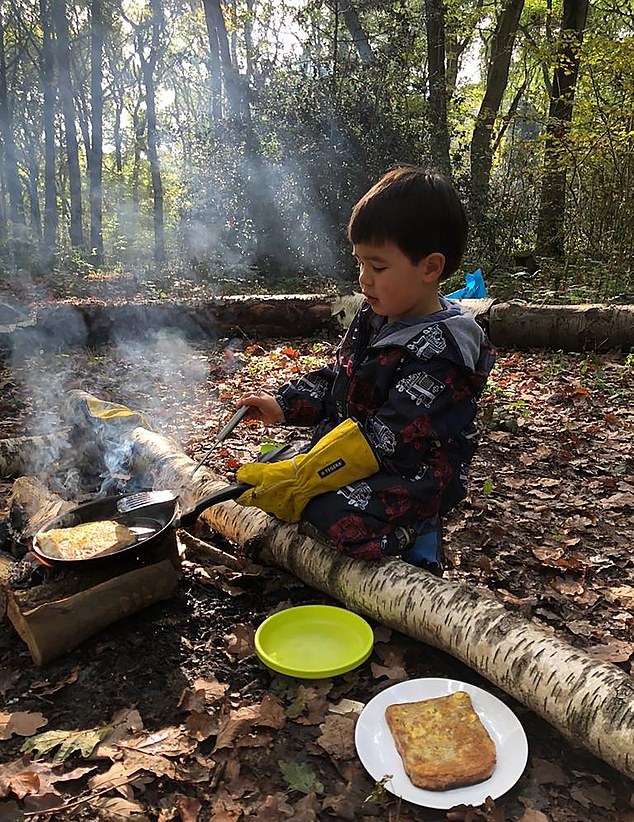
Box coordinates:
[469,0,525,231]
[0,7,25,238]
[425,0,451,176]
[536,0,589,257]
[52,0,84,249]
[39,0,58,252]
[138,0,165,263]
[90,0,104,264]
[341,1,374,65]
[201,0,222,120]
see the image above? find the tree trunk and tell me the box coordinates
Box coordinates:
[113,100,123,173]
[52,0,84,250]
[24,140,42,240]
[243,0,254,83]
[202,0,244,121]
[139,0,165,264]
[40,0,58,253]
[89,0,104,266]
[131,98,144,208]
[0,8,25,237]
[67,401,634,782]
[341,1,374,65]
[201,0,290,270]
[202,0,223,120]
[469,0,524,234]
[536,0,589,258]
[424,0,451,176]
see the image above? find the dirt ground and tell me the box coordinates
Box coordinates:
[0,281,633,822]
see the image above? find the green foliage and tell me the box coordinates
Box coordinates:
[21,726,109,762]
[1,0,632,301]
[279,760,325,795]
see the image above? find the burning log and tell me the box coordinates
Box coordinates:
[75,412,634,782]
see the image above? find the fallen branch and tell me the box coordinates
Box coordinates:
[177,529,244,570]
[65,392,634,781]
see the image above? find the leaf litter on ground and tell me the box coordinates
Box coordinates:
[0,338,632,821]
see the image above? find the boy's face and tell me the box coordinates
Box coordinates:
[353,242,444,322]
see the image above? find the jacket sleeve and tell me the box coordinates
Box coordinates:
[276,363,337,427]
[362,355,488,478]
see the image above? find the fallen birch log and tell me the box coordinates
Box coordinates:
[0,433,70,479]
[62,395,634,781]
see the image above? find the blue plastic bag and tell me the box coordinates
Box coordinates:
[445,268,487,300]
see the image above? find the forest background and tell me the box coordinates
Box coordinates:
[0,0,632,305]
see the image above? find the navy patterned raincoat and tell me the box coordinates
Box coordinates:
[275,298,495,561]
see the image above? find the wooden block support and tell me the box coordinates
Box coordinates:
[7,558,179,666]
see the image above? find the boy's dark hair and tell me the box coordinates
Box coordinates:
[347,165,468,279]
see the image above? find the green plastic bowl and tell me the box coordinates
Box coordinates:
[254,605,374,679]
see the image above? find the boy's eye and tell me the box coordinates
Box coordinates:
[372,265,386,272]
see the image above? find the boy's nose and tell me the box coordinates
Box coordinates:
[358,265,372,286]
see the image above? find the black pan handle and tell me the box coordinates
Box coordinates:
[179,482,251,527]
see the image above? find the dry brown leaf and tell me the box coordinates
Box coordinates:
[185,710,218,742]
[587,638,634,663]
[215,694,284,750]
[223,623,255,659]
[370,647,408,683]
[570,782,616,809]
[316,714,356,760]
[602,585,634,608]
[193,676,229,703]
[518,810,550,822]
[214,705,260,750]
[30,666,80,696]
[0,711,48,740]
[0,757,43,799]
[287,792,321,822]
[255,792,295,820]
[93,707,145,759]
[286,684,331,726]
[0,668,20,697]
[178,688,206,713]
[175,793,201,822]
[255,693,285,730]
[549,576,585,596]
[88,795,151,820]
[0,756,91,807]
[118,726,197,758]
[529,758,568,786]
[531,546,564,563]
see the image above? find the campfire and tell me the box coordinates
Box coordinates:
[1,391,200,666]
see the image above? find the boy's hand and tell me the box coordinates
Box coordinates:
[236,419,379,522]
[237,392,284,425]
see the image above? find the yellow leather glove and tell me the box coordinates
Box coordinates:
[85,397,151,429]
[236,419,379,522]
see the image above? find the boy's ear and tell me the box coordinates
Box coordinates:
[420,252,445,281]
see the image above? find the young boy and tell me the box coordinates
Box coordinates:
[235,166,495,569]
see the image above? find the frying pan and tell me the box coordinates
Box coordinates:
[32,482,250,569]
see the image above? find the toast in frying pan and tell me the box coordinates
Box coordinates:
[37,519,137,560]
[385,691,496,791]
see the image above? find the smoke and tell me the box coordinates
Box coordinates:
[7,298,213,498]
[111,327,208,426]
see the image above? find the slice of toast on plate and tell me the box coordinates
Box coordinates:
[385,690,496,791]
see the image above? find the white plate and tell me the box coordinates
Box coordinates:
[355,677,528,809]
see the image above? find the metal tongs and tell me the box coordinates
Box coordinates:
[191,404,249,477]
[117,405,249,513]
